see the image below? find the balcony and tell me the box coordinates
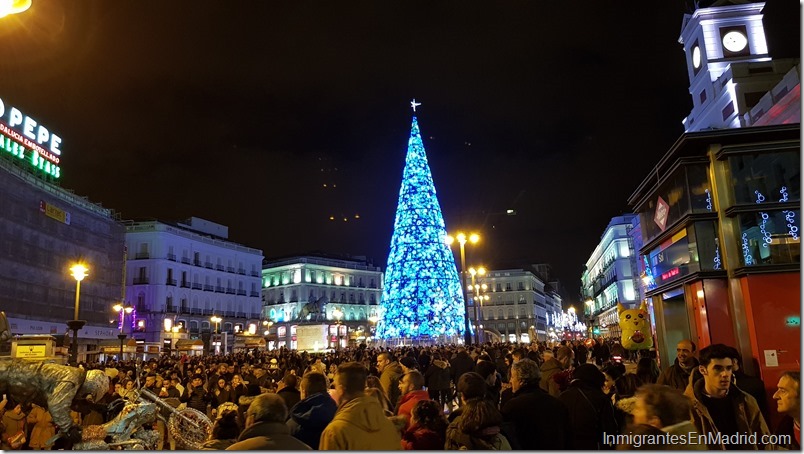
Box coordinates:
[166,305,176,313]
[133,277,149,285]
[203,284,214,292]
[180,281,191,288]
[167,253,176,261]
[203,309,213,315]
[205,262,213,269]
[250,271,260,277]
[192,283,202,290]
[250,291,260,297]
[224,310,235,317]
[179,306,189,314]
[181,257,192,265]
[226,267,235,273]
[193,259,202,267]
[135,252,150,259]
[237,268,246,275]
[190,308,201,315]
[216,265,225,271]
[237,289,247,296]
[215,286,225,293]
[226,288,236,294]
[166,278,177,286]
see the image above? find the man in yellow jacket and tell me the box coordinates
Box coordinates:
[319,362,401,450]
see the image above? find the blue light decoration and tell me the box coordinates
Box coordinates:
[742,232,754,265]
[713,237,722,270]
[779,187,799,241]
[705,189,713,211]
[376,115,465,341]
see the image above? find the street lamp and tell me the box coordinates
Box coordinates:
[333,308,343,349]
[68,263,88,366]
[445,231,480,345]
[113,303,134,360]
[0,0,32,18]
[210,315,222,333]
[468,266,487,344]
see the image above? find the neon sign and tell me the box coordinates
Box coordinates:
[0,96,62,179]
[660,267,680,281]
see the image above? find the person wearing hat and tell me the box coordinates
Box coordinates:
[557,363,618,449]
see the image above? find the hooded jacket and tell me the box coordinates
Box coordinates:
[287,392,337,450]
[319,395,401,450]
[225,421,312,450]
[379,361,404,407]
[684,378,769,449]
[539,357,565,397]
[425,360,451,391]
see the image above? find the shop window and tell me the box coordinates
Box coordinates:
[727,151,800,206]
[737,209,801,266]
[638,167,692,243]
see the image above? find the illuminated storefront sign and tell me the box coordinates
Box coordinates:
[39,200,71,225]
[0,96,62,179]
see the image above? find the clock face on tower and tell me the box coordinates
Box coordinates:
[722,30,748,53]
[692,46,701,69]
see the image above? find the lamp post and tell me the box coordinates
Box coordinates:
[446,232,479,345]
[113,303,134,360]
[333,308,343,350]
[68,263,88,366]
[468,266,487,344]
[368,314,379,343]
[210,315,222,354]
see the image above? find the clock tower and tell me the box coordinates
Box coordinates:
[678,1,796,132]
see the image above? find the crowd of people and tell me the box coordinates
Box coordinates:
[0,337,798,450]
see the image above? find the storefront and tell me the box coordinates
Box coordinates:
[629,125,800,427]
[99,338,137,362]
[175,339,204,356]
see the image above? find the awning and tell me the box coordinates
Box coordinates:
[99,338,137,348]
[175,339,205,351]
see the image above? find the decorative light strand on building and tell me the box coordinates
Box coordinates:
[741,232,753,265]
[755,190,765,204]
[779,186,789,203]
[759,212,772,247]
[713,237,722,270]
[705,188,713,211]
[785,210,799,241]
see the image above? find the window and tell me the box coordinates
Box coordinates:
[505,283,512,291]
[699,90,707,104]
[727,151,800,206]
[737,209,800,266]
[517,282,524,291]
[495,283,502,292]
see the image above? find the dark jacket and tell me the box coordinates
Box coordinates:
[450,352,475,385]
[424,360,451,391]
[211,386,236,407]
[501,382,572,450]
[539,357,566,397]
[180,384,212,413]
[277,387,301,415]
[734,371,769,422]
[656,358,698,391]
[774,415,801,450]
[225,421,312,450]
[287,392,337,450]
[558,379,619,449]
[684,378,770,449]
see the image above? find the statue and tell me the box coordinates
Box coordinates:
[298,296,328,322]
[618,301,654,350]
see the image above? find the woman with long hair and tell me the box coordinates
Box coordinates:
[635,357,661,385]
[445,397,511,450]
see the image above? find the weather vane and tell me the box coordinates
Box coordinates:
[410,99,421,112]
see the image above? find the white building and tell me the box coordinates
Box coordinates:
[124,217,263,353]
[679,2,799,132]
[581,214,639,338]
[466,266,563,343]
[262,253,384,350]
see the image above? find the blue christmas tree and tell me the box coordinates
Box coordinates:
[376,113,465,341]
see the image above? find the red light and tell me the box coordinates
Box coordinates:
[661,268,680,280]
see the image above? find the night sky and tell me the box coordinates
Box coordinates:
[0,1,698,300]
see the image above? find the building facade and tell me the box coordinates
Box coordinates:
[581,215,639,339]
[466,266,562,343]
[0,149,125,363]
[262,253,384,350]
[124,217,263,353]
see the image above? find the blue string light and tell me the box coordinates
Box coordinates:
[376,116,465,341]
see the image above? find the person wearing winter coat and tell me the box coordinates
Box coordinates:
[319,362,401,450]
[449,348,475,391]
[200,409,240,450]
[424,354,451,409]
[624,383,706,450]
[210,378,236,408]
[226,393,311,450]
[401,399,447,450]
[558,363,619,450]
[377,352,404,410]
[539,346,574,397]
[180,376,213,414]
[393,370,430,431]
[277,374,302,413]
[287,372,337,450]
[27,403,55,450]
[684,344,769,449]
[657,339,699,391]
[501,359,572,450]
[2,403,27,450]
[445,397,512,450]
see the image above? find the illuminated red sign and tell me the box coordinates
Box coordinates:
[661,267,680,280]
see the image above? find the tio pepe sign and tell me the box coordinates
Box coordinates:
[0,96,63,179]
